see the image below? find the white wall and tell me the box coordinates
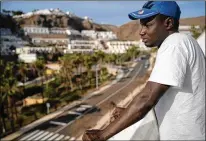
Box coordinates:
[18,54,37,63]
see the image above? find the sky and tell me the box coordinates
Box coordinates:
[1,1,205,26]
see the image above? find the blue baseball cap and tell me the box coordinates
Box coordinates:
[128,1,181,20]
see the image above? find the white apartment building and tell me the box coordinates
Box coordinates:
[81,30,117,40]
[16,46,53,54]
[81,30,97,39]
[65,40,98,53]
[66,29,81,36]
[23,26,50,34]
[18,54,37,63]
[64,40,149,54]
[50,28,67,34]
[31,37,69,46]
[105,41,140,54]
[97,31,117,40]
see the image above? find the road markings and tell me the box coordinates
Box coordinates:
[41,132,54,140]
[48,133,60,140]
[64,136,71,140]
[27,130,44,140]
[55,134,65,140]
[19,130,40,140]
[50,121,67,126]
[68,111,82,116]
[18,130,75,141]
[33,131,49,140]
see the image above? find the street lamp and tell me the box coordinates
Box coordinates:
[96,64,99,89]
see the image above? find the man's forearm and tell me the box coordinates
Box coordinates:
[101,91,155,140]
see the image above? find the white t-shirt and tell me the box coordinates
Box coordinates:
[197,31,205,56]
[149,33,205,140]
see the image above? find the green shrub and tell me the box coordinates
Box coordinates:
[44,84,57,98]
[62,94,81,103]
[21,103,46,115]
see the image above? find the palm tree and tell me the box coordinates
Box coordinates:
[126,46,140,61]
[1,61,21,132]
[190,25,201,39]
[72,53,84,91]
[33,57,46,103]
[94,50,106,66]
[0,60,7,133]
[104,53,117,65]
[92,51,106,89]
[59,55,75,92]
[18,62,27,96]
[83,54,94,87]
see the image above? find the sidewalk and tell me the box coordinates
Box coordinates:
[1,63,137,141]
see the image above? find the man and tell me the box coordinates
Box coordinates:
[82,1,205,140]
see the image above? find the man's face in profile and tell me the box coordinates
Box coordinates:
[139,14,165,47]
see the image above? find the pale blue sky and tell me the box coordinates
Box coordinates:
[1,1,205,26]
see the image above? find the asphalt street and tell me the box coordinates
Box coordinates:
[16,59,148,141]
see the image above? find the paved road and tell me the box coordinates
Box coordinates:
[16,59,148,141]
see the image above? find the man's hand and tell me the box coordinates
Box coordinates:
[82,129,104,141]
[110,101,125,123]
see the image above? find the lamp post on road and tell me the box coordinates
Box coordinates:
[96,64,99,89]
[46,102,50,114]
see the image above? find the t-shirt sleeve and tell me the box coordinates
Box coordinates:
[148,44,188,88]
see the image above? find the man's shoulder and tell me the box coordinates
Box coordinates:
[165,32,193,43]
[160,33,196,50]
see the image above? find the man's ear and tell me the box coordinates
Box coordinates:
[164,17,174,30]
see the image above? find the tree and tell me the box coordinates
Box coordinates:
[126,46,140,61]
[17,62,28,96]
[33,57,46,102]
[0,60,7,133]
[11,10,24,16]
[92,51,106,89]
[0,61,21,132]
[59,55,75,92]
[83,54,94,86]
[190,25,201,39]
[104,54,117,65]
[150,47,158,53]
[32,9,39,12]
[94,50,106,66]
[73,53,85,90]
[2,9,11,15]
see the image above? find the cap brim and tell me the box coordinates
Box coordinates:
[128,8,159,20]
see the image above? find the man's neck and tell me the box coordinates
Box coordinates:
[157,31,178,48]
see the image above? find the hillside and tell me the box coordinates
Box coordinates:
[115,20,141,41]
[1,8,118,36]
[180,16,205,26]
[11,9,118,32]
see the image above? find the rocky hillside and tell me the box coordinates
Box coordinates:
[1,8,118,35]
[12,9,118,32]
[180,16,205,26]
